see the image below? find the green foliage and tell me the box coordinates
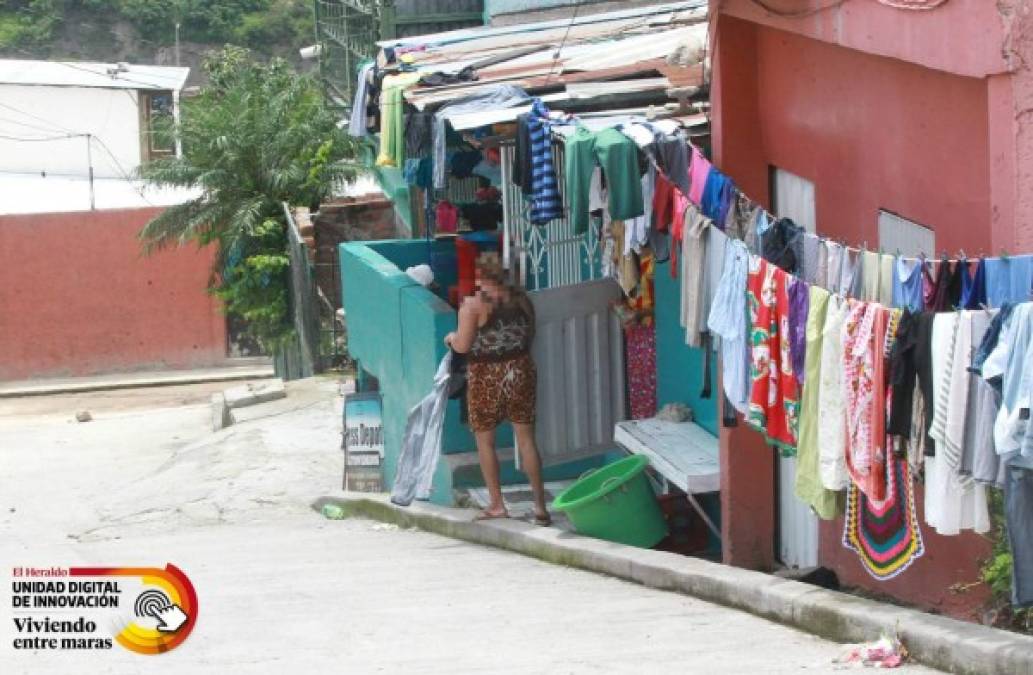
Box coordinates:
[139,46,361,349]
[214,219,294,350]
[0,0,313,54]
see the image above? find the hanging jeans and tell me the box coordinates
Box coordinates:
[1006,464,1033,607]
[391,353,453,506]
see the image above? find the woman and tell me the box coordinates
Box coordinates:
[444,252,550,525]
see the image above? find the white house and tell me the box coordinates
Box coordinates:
[0,59,194,214]
[0,59,190,180]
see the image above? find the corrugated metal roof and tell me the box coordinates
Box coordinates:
[0,60,190,92]
[377,1,706,48]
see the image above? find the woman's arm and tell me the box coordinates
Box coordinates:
[444,296,481,353]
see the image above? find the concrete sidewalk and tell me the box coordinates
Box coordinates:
[317,493,1033,675]
[0,360,274,397]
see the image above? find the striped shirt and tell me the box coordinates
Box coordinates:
[525,99,562,225]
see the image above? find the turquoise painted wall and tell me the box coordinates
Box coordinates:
[341,239,616,504]
[653,257,719,437]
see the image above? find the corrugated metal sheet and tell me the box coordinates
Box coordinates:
[778,456,819,568]
[530,278,626,466]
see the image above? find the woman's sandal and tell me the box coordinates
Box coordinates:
[533,511,552,527]
[473,509,509,521]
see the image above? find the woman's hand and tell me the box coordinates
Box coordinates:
[444,332,456,348]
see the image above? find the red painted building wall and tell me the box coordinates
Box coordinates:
[713,16,993,619]
[0,208,227,380]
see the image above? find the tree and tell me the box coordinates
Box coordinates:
[139,46,360,349]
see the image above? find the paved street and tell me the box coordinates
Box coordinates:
[0,379,938,673]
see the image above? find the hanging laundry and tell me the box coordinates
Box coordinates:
[700,167,734,226]
[1005,465,1033,607]
[982,302,1033,468]
[842,457,925,581]
[924,312,991,535]
[819,295,851,490]
[887,310,920,439]
[824,241,845,296]
[349,62,376,138]
[652,171,674,231]
[961,258,987,310]
[761,218,804,275]
[708,239,751,415]
[655,130,691,196]
[839,247,861,297]
[985,255,1033,307]
[746,256,800,453]
[860,250,881,302]
[892,256,925,312]
[523,99,563,225]
[565,126,645,234]
[799,233,822,285]
[404,110,434,159]
[912,311,939,456]
[688,145,711,206]
[926,257,962,311]
[788,278,809,386]
[679,204,710,347]
[794,285,841,519]
[624,164,655,254]
[376,72,422,167]
[841,301,889,503]
[960,311,1006,486]
[878,253,896,306]
[927,312,972,481]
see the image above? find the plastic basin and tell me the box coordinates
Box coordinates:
[552,455,668,548]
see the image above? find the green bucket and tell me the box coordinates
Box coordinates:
[552,455,668,548]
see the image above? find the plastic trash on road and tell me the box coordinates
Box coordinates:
[834,633,908,668]
[321,503,347,520]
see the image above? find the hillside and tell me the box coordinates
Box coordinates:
[0,0,316,82]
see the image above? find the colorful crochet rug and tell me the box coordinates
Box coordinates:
[843,456,925,580]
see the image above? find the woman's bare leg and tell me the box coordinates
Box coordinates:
[513,422,547,518]
[475,429,506,516]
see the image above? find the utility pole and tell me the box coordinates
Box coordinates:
[85,134,95,211]
[175,22,181,67]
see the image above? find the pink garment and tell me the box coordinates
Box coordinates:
[688,146,711,206]
[841,301,888,504]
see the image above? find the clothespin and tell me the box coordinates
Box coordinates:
[959,248,967,261]
[1001,248,1010,260]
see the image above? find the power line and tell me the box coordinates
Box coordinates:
[0,132,84,142]
[0,100,76,134]
[88,135,155,206]
[543,1,582,88]
[10,47,184,91]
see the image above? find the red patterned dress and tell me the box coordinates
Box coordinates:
[746,256,799,453]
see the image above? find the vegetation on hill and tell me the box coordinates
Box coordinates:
[0,0,314,62]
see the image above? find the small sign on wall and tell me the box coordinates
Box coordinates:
[343,392,384,492]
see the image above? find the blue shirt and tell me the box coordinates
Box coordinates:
[892,257,925,312]
[960,258,988,310]
[982,302,1033,468]
[707,238,751,414]
[986,255,1033,308]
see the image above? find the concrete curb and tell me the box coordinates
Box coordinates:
[0,368,275,398]
[314,493,1033,675]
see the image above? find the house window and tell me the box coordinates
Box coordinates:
[141,90,175,162]
[878,210,935,257]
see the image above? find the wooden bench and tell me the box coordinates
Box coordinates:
[614,418,721,540]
